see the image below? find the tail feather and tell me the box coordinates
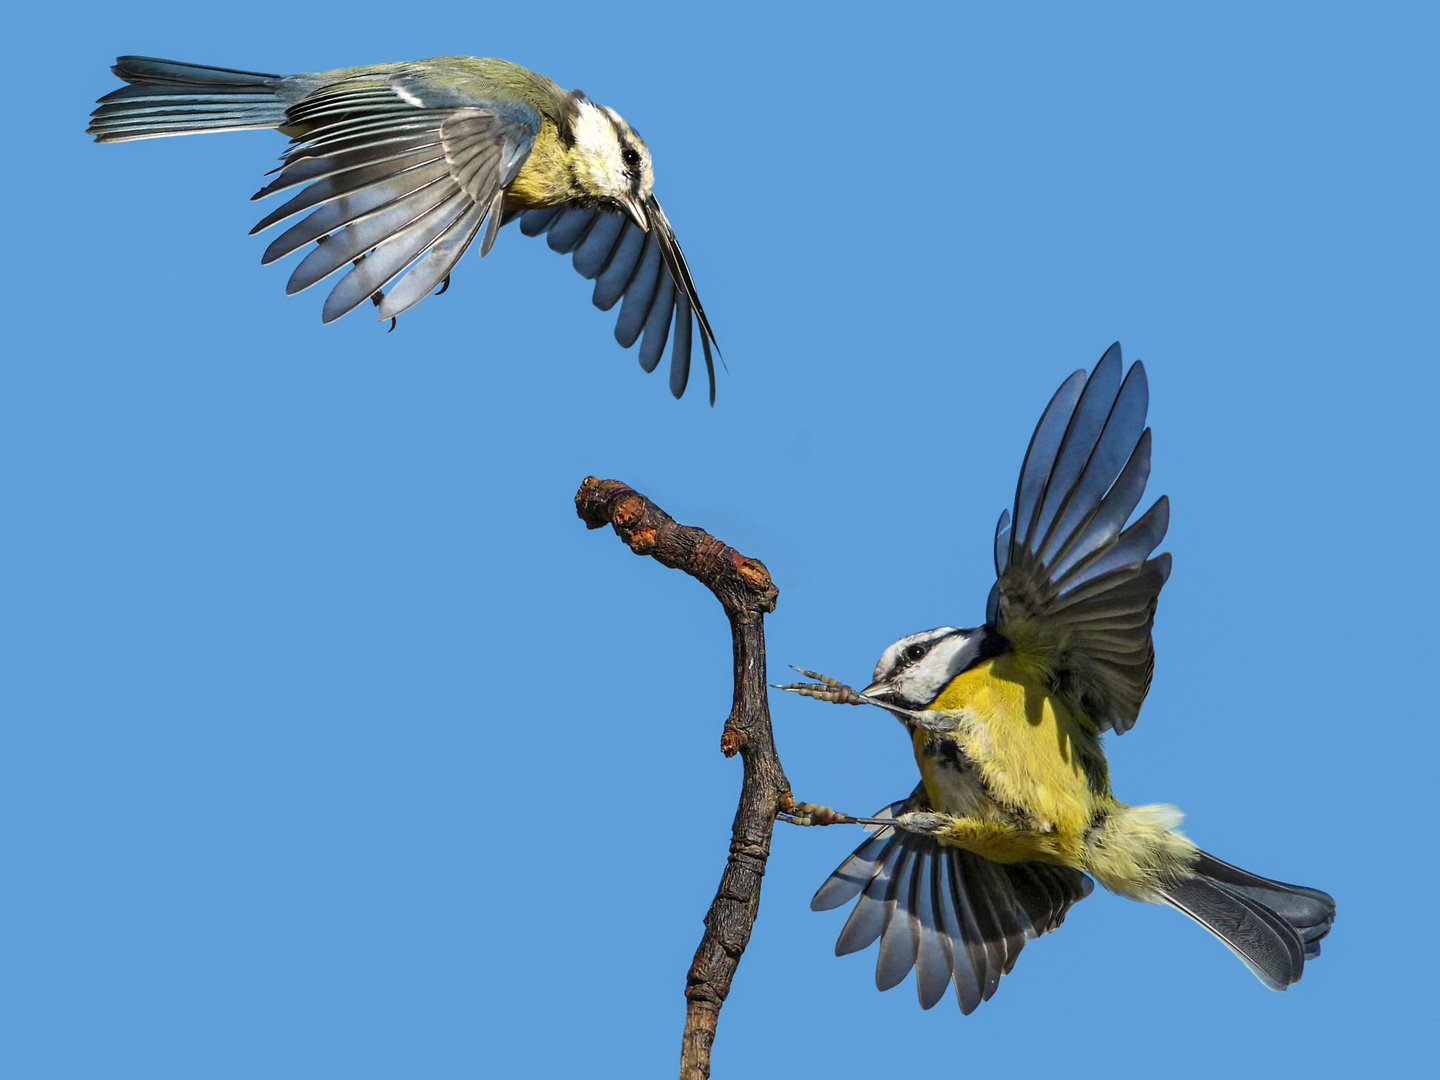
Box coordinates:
[111,56,284,86]
[1160,849,1335,989]
[89,56,289,143]
[1190,851,1336,957]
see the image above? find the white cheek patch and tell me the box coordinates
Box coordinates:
[570,100,629,196]
[901,648,964,705]
[588,104,653,196]
[878,628,978,705]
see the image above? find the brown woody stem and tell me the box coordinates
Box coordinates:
[575,477,793,1080]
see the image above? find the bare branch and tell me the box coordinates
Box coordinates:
[575,477,793,1080]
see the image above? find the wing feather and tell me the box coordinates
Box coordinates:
[591,222,647,311]
[611,230,663,347]
[874,844,920,991]
[245,81,538,325]
[668,293,694,398]
[250,152,449,233]
[813,794,1092,1013]
[912,854,953,1009]
[636,264,676,373]
[321,190,471,321]
[261,166,451,265]
[544,206,597,253]
[1029,347,1123,553]
[937,851,983,1013]
[286,177,458,293]
[253,129,445,199]
[505,194,719,401]
[834,833,904,956]
[1013,371,1087,552]
[572,212,626,279]
[993,345,1170,733]
[378,197,492,318]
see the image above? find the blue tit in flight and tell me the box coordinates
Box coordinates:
[779,343,1334,1013]
[88,55,719,401]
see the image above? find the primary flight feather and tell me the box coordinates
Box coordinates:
[88,55,720,401]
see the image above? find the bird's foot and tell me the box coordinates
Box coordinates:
[778,801,906,830]
[772,668,867,705]
[773,668,941,727]
[778,801,860,827]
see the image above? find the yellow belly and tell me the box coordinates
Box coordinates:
[913,655,1107,863]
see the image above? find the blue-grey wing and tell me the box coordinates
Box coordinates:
[249,77,541,323]
[506,195,719,403]
[812,791,1092,1013]
[992,344,1171,733]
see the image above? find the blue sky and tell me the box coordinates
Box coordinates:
[3,2,1437,1077]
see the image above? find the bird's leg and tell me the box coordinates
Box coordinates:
[890,811,954,835]
[909,711,960,733]
[889,811,1073,863]
[778,801,908,829]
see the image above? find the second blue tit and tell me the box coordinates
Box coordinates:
[781,343,1334,1013]
[89,55,719,401]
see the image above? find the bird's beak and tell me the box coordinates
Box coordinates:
[861,682,887,698]
[617,194,650,232]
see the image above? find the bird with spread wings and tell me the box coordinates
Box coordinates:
[89,55,719,400]
[780,344,1334,1013]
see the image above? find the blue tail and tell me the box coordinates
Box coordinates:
[1159,850,1335,991]
[89,56,289,143]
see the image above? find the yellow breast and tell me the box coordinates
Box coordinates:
[919,655,1106,839]
[504,118,573,209]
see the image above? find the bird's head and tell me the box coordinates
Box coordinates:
[864,627,995,710]
[567,93,654,230]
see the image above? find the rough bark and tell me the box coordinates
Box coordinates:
[575,477,793,1080]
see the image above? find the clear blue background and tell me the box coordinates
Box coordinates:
[3,2,1435,1076]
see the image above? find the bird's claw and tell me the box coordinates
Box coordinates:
[436,274,450,296]
[364,288,397,332]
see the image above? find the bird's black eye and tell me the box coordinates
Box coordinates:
[904,644,928,663]
[621,145,641,169]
